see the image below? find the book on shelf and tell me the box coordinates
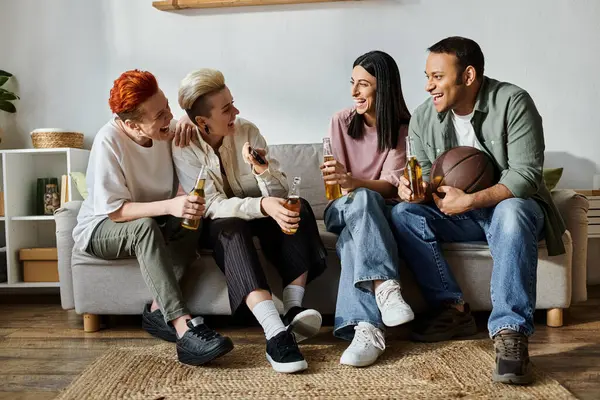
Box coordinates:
[60,175,69,207]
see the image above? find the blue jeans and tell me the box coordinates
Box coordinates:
[325,188,400,340]
[390,198,544,338]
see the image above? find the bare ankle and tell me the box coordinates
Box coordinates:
[452,304,465,313]
[172,315,192,338]
[373,279,385,291]
[150,300,160,313]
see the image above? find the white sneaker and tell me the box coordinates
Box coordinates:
[283,307,322,343]
[340,322,386,367]
[375,279,415,327]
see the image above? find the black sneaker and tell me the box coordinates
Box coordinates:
[492,330,533,385]
[176,317,234,366]
[142,304,177,343]
[266,329,308,373]
[282,307,322,343]
[410,303,478,342]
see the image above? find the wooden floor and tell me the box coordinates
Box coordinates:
[1,288,600,400]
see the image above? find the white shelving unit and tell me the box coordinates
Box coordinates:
[0,148,90,288]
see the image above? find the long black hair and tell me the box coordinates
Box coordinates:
[347,51,411,152]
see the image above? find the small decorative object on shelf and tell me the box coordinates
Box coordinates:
[30,128,84,149]
[37,177,59,215]
[44,183,60,215]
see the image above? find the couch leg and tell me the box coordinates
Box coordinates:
[546,308,563,327]
[83,313,101,332]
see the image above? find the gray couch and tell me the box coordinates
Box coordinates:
[55,143,590,331]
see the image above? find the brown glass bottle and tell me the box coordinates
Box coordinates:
[322,138,343,201]
[283,177,302,235]
[403,136,425,201]
[181,166,207,231]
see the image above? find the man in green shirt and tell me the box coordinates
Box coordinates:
[392,36,566,385]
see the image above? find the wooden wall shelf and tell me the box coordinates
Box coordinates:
[153,0,357,10]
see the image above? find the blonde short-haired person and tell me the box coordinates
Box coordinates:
[173,69,327,374]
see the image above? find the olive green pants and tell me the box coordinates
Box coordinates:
[87,216,199,322]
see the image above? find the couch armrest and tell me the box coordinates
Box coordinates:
[55,201,83,310]
[551,189,589,303]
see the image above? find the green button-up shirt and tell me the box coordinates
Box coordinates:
[409,76,566,256]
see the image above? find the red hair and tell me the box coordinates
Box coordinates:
[108,70,158,120]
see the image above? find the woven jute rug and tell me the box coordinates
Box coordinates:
[56,340,575,399]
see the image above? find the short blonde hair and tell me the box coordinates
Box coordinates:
[178,69,226,118]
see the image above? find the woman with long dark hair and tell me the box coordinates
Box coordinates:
[321,51,413,367]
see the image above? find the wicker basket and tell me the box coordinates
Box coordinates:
[30,129,84,149]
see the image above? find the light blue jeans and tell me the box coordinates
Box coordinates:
[390,198,544,338]
[325,188,400,341]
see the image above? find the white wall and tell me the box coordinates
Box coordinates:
[1,0,598,188]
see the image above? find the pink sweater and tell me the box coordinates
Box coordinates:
[329,108,407,188]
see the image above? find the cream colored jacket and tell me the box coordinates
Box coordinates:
[172,117,289,220]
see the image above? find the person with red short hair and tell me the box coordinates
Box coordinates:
[72,70,233,366]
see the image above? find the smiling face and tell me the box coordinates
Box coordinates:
[350,65,377,117]
[131,90,174,141]
[195,86,239,137]
[425,52,473,114]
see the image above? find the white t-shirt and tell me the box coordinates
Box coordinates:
[72,118,176,252]
[451,110,484,150]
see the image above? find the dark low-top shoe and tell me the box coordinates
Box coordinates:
[176,316,234,366]
[492,330,533,385]
[142,303,177,343]
[266,328,308,373]
[410,303,478,342]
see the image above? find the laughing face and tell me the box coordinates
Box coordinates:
[351,65,377,118]
[425,52,470,114]
[196,86,239,137]
[135,90,174,141]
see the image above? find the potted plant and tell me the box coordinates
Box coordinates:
[0,70,19,146]
[0,70,19,113]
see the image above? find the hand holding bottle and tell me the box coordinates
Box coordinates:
[400,136,427,203]
[169,195,205,219]
[181,166,207,230]
[398,176,428,203]
[260,197,300,233]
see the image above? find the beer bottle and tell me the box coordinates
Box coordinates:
[181,165,207,231]
[322,137,343,201]
[403,136,425,201]
[282,176,302,235]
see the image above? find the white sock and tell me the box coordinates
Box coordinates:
[283,285,305,314]
[252,300,286,340]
